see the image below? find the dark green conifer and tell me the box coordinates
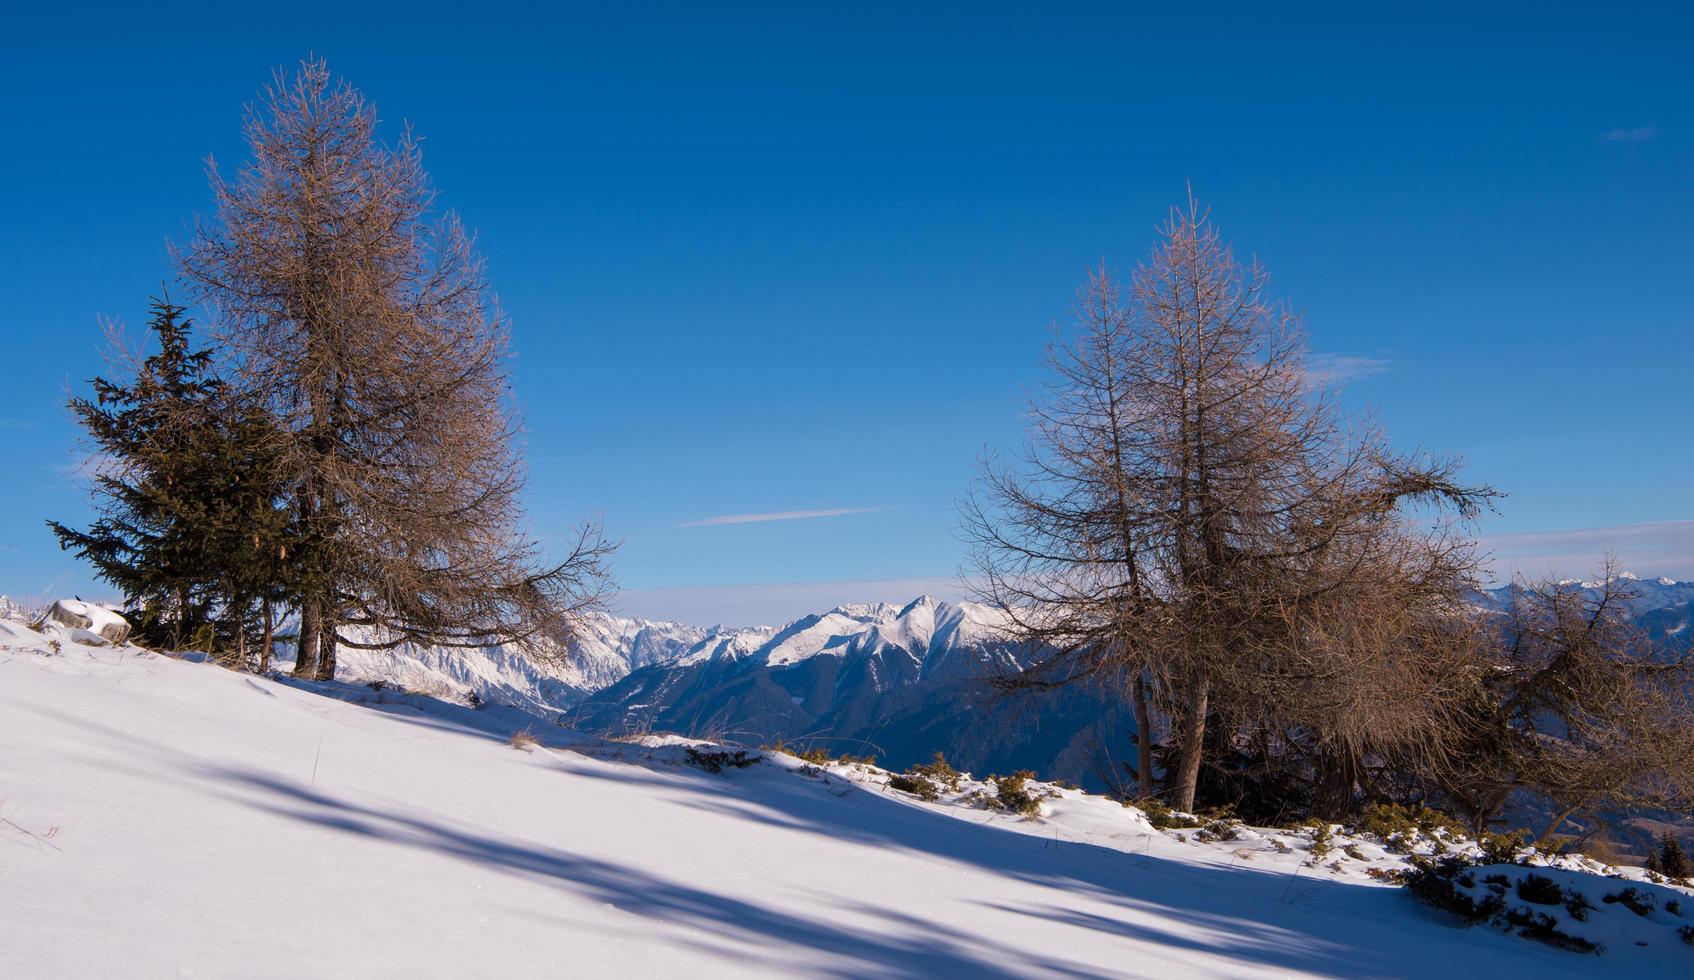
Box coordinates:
[50,297,293,657]
[1661,833,1689,879]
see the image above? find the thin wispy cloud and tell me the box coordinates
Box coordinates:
[678,506,889,528]
[1305,354,1390,387]
[1601,124,1657,143]
[1481,519,1694,582]
[55,451,119,482]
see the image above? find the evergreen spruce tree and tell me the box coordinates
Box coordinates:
[50,298,293,655]
[1660,833,1688,879]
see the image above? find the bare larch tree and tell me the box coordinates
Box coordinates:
[966,198,1491,813]
[177,59,613,679]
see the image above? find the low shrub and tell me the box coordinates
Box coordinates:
[1503,906,1599,953]
[685,747,757,774]
[1134,798,1202,830]
[1307,822,1335,860]
[1565,890,1594,922]
[908,752,963,791]
[1354,802,1464,851]
[1404,857,1501,921]
[888,773,940,801]
[508,730,540,751]
[1356,803,1466,856]
[767,739,834,765]
[993,771,1042,817]
[1479,830,1528,866]
[1602,886,1655,917]
[1195,818,1245,844]
[1515,873,1563,906]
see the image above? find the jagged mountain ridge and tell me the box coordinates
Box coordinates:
[326,611,711,709]
[1471,573,1694,652]
[564,595,1130,787]
[0,595,38,623]
[1472,572,1694,616]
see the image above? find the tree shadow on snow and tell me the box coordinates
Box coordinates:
[200,755,1596,980]
[201,766,1108,979]
[550,760,1596,979]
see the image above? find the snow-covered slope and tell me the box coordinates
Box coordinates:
[6,620,1689,977]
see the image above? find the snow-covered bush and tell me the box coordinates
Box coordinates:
[908,752,963,792]
[1132,798,1202,830]
[1407,857,1694,954]
[1195,818,1245,843]
[1353,802,1464,853]
[887,773,941,801]
[684,747,756,773]
[990,771,1042,817]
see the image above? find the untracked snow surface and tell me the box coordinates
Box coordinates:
[2,621,1687,978]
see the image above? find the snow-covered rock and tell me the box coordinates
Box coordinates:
[36,598,130,644]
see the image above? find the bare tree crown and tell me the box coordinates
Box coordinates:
[176,59,613,673]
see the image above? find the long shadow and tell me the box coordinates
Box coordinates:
[265,671,561,744]
[202,751,1598,980]
[36,658,1603,978]
[203,766,1108,980]
[550,761,1599,978]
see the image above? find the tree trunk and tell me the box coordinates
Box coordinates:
[1314,750,1359,819]
[294,597,320,677]
[314,606,338,680]
[1133,670,1155,799]
[1171,674,1209,811]
[259,601,274,674]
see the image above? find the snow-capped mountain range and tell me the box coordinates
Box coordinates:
[0,595,40,623]
[1473,572,1694,616]
[335,595,1028,718]
[562,595,1116,785]
[557,576,1694,787]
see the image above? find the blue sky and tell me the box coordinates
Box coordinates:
[2,3,1690,624]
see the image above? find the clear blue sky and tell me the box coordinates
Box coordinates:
[2,3,1690,624]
